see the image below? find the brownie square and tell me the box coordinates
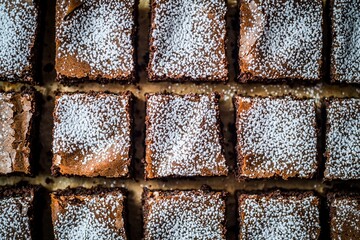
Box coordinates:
[0,89,38,175]
[145,93,228,179]
[0,0,40,83]
[330,0,360,83]
[148,0,228,82]
[238,0,323,82]
[238,191,321,239]
[324,98,360,180]
[328,193,360,239]
[51,187,127,239]
[143,188,227,239]
[0,185,36,239]
[52,91,133,178]
[234,96,318,180]
[55,0,136,84]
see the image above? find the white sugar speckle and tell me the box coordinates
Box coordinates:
[238,193,320,240]
[331,0,360,83]
[0,0,38,80]
[330,196,360,238]
[52,92,132,177]
[56,0,135,79]
[145,93,227,178]
[53,191,126,240]
[144,190,226,239]
[235,97,318,179]
[0,194,33,239]
[239,0,323,80]
[149,0,228,81]
[325,99,360,180]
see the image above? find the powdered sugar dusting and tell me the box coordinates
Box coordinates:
[144,190,226,239]
[0,195,33,239]
[0,93,15,174]
[235,97,318,179]
[56,0,135,79]
[331,0,360,83]
[239,0,323,80]
[325,99,360,180]
[52,92,131,176]
[145,93,227,178]
[238,193,320,240]
[330,196,360,238]
[149,0,228,81]
[0,0,37,80]
[53,191,126,240]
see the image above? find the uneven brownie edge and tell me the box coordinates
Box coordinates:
[329,0,360,84]
[144,92,228,179]
[51,186,128,239]
[324,98,360,180]
[0,87,41,176]
[142,187,227,239]
[55,0,137,85]
[147,0,228,83]
[327,192,360,239]
[237,190,321,240]
[0,184,40,239]
[0,0,41,84]
[237,0,324,84]
[233,95,319,181]
[51,91,133,178]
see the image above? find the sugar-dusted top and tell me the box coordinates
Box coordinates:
[143,190,226,239]
[329,195,360,239]
[238,192,320,240]
[325,99,360,180]
[0,0,38,80]
[52,92,132,177]
[239,0,323,81]
[56,0,135,80]
[331,0,360,83]
[235,96,318,179]
[52,190,126,240]
[0,193,33,239]
[149,0,228,81]
[145,93,227,178]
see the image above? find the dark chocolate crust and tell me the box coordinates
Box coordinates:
[55,0,137,85]
[0,0,41,84]
[144,92,228,179]
[147,0,228,83]
[51,91,134,178]
[142,187,227,239]
[233,95,319,181]
[237,0,324,83]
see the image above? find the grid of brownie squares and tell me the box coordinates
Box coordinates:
[324,98,360,180]
[328,193,360,239]
[51,187,127,239]
[144,93,228,179]
[143,189,227,239]
[233,96,318,180]
[0,0,40,83]
[0,89,38,175]
[330,0,360,83]
[238,0,323,82]
[238,191,321,239]
[51,91,133,178]
[148,0,228,82]
[55,0,136,83]
[0,185,36,239]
